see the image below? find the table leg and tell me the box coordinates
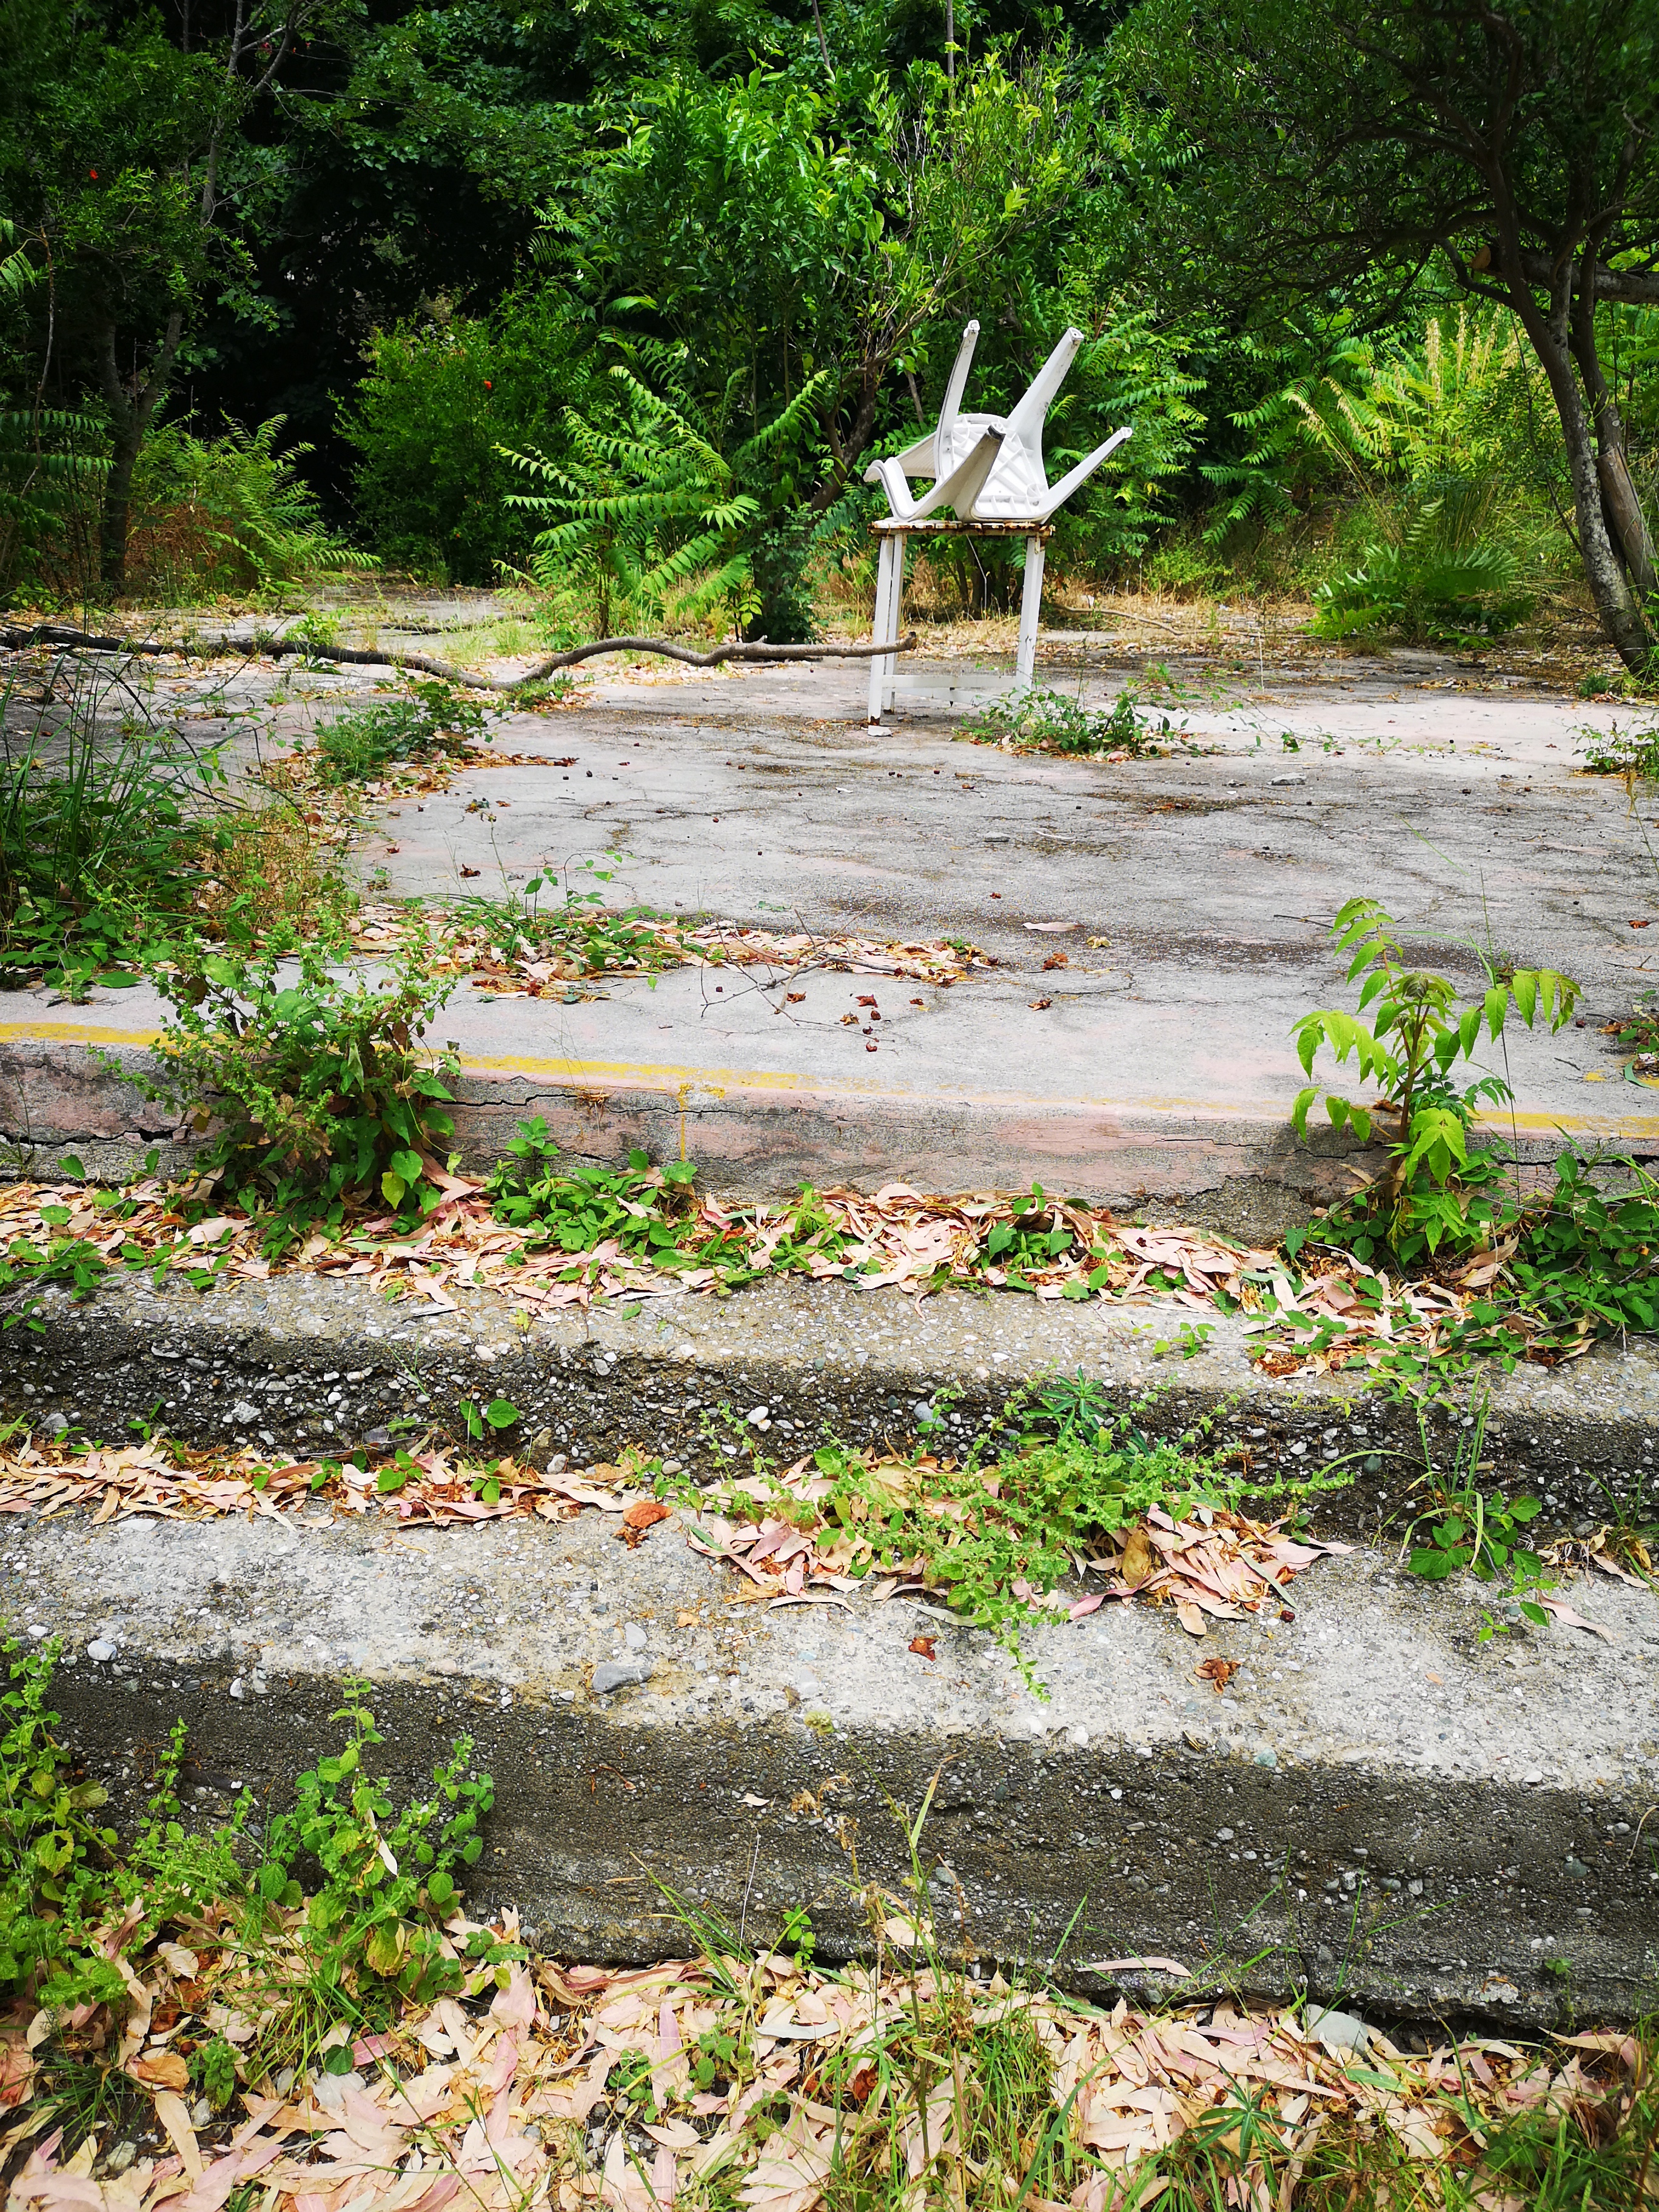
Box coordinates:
[868,536,896,723]
[1016,533,1045,692]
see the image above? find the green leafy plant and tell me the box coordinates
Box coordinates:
[253,1682,512,2016]
[451,856,674,979]
[502,351,826,640]
[1575,717,1659,780]
[1402,1401,1552,1640]
[0,1645,243,2020]
[1,665,229,993]
[315,682,488,788]
[143,932,458,1244]
[1290,896,1578,1263]
[965,686,1171,757]
[667,1376,1248,1685]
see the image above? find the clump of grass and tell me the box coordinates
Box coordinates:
[965,685,1172,757]
[0,659,230,992]
[314,679,489,786]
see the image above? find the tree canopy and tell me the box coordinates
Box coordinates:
[0,0,1655,665]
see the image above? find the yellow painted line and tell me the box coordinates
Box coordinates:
[6,1021,1657,1136]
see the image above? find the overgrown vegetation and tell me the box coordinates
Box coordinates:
[0,664,228,992]
[1290,899,1659,1364]
[2,0,1655,660]
[10,1627,1658,2209]
[965,685,1175,757]
[144,932,460,1245]
[313,680,488,788]
[3,1638,516,2136]
[663,1373,1298,1683]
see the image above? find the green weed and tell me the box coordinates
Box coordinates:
[141,929,460,1248]
[6,1639,513,2144]
[315,679,488,787]
[1575,716,1659,778]
[1401,1399,1552,1639]
[965,685,1170,757]
[451,854,675,979]
[486,1118,849,1285]
[1291,894,1577,1264]
[666,1375,1250,1685]
[0,663,229,993]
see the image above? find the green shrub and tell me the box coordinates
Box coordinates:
[1,664,225,991]
[343,289,601,585]
[255,1683,503,2009]
[1312,477,1532,642]
[146,932,459,1241]
[125,416,372,598]
[315,680,488,786]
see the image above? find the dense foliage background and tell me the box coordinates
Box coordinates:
[2,0,1656,658]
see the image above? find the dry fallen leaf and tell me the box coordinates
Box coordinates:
[908,1635,937,1660]
[1175,1600,1206,1638]
[1196,1657,1239,1694]
[618,1498,672,1548]
[1042,952,1070,970]
[130,2049,190,2093]
[1028,996,1053,1010]
[1121,1527,1156,1587]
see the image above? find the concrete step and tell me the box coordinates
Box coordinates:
[14,1461,1657,2031]
[13,1271,1659,1532]
[7,642,1657,2036]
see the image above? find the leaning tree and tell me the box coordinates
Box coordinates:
[1115,0,1659,668]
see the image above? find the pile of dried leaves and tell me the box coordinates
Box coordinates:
[0,1433,668,1537]
[687,1455,1352,1643]
[0,1427,1349,1651]
[342,903,993,999]
[8,1922,1652,2211]
[0,1168,1593,1377]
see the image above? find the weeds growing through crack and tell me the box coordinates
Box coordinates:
[0,658,232,993]
[312,680,488,788]
[4,1639,515,2139]
[1289,896,1659,1375]
[1399,1396,1553,1640]
[964,685,1177,758]
[447,853,677,984]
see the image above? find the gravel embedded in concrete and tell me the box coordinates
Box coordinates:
[8,1489,1655,2027]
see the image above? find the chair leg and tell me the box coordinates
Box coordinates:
[1016,534,1045,691]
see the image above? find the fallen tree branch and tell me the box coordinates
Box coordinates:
[1,622,920,693]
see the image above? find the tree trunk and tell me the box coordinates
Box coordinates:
[95,309,183,592]
[1597,443,1658,598]
[1509,286,1654,672]
[1569,263,1659,599]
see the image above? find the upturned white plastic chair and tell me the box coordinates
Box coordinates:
[862,320,1131,719]
[878,321,1132,526]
